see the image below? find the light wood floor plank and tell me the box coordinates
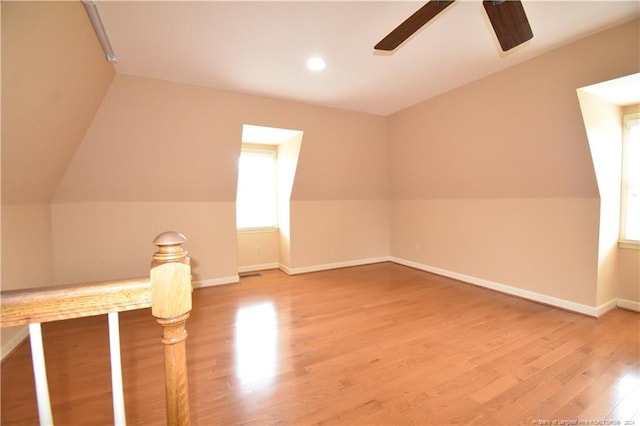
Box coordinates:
[2,263,639,425]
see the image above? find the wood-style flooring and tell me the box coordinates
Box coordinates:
[2,262,639,425]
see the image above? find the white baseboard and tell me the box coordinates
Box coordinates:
[238,263,279,273]
[617,298,640,312]
[279,264,292,274]
[389,257,607,317]
[282,257,390,275]
[1,326,29,361]
[192,275,239,289]
[596,299,618,316]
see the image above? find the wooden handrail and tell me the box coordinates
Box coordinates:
[0,231,193,426]
[0,277,151,327]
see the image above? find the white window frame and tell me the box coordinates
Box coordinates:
[619,113,640,249]
[236,145,279,232]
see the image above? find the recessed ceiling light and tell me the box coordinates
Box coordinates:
[307,56,326,72]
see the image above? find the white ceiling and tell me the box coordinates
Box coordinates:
[96,1,640,116]
[580,73,640,106]
[242,124,303,144]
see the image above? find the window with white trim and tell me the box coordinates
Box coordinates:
[236,147,278,230]
[620,113,640,246]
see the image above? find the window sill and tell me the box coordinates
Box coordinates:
[618,240,640,250]
[238,227,279,234]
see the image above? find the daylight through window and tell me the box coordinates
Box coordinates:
[236,148,278,229]
[620,113,640,244]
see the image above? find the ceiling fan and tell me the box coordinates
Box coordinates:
[375,0,533,52]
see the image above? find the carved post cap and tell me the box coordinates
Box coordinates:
[150,230,192,318]
[153,231,187,246]
[152,231,189,266]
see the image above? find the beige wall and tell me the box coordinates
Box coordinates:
[237,200,391,275]
[237,230,279,271]
[55,75,389,204]
[390,199,600,306]
[389,19,639,200]
[387,19,639,309]
[54,75,240,203]
[277,134,303,271]
[617,247,640,303]
[1,1,114,355]
[53,75,389,280]
[289,200,389,271]
[1,204,54,290]
[51,202,238,285]
[1,204,55,354]
[577,91,622,306]
[1,1,114,203]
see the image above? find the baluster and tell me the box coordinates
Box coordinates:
[150,232,192,426]
[28,323,54,425]
[108,312,126,425]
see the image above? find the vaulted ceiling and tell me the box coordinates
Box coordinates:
[2,1,639,204]
[97,1,639,115]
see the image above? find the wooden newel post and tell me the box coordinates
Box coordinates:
[151,231,192,426]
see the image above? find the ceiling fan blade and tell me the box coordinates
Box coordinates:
[375,0,455,51]
[483,0,533,52]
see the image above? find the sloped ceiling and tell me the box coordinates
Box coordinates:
[1,1,114,204]
[98,1,639,115]
[2,1,639,204]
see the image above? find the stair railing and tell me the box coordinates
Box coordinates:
[0,231,192,426]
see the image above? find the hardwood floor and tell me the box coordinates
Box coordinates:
[2,262,639,425]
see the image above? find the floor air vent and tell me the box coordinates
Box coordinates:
[239,272,262,279]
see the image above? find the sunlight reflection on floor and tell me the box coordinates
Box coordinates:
[234,302,279,394]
